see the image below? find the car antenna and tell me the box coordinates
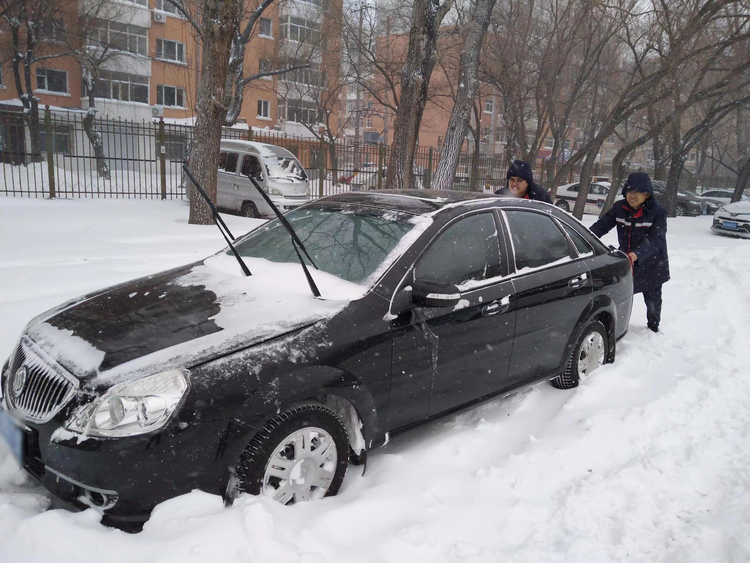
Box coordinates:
[244,172,321,298]
[182,165,252,277]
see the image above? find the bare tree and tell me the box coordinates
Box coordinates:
[385,0,454,190]
[733,107,750,202]
[431,0,497,190]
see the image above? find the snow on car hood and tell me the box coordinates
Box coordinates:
[718,200,750,214]
[25,256,365,388]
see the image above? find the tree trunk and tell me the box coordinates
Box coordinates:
[601,149,630,215]
[385,0,451,191]
[572,143,601,219]
[82,109,111,179]
[22,49,43,162]
[664,104,684,217]
[733,107,749,203]
[188,0,241,225]
[432,0,496,191]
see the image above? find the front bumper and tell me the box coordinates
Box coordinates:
[269,195,310,212]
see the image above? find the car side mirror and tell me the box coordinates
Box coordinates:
[411,280,461,308]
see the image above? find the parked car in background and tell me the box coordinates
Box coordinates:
[651,181,704,216]
[711,200,750,239]
[700,189,750,206]
[1,191,632,531]
[351,164,424,191]
[553,182,612,214]
[679,188,723,215]
[211,140,310,218]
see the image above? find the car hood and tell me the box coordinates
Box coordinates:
[717,200,750,215]
[24,255,366,389]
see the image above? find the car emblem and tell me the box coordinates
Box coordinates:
[12,365,28,398]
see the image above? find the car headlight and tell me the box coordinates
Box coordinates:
[269,188,284,196]
[65,369,188,438]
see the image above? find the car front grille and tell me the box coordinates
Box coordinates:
[5,337,79,424]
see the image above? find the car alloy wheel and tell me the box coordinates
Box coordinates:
[550,320,608,389]
[229,404,349,505]
[676,204,686,217]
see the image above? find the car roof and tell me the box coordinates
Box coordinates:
[219,139,296,159]
[316,190,561,217]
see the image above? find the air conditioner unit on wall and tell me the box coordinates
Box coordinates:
[152,106,164,117]
[153,11,167,23]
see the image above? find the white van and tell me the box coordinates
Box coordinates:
[216,139,310,218]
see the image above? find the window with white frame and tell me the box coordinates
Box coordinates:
[36,68,68,93]
[495,129,505,142]
[259,58,272,77]
[156,39,184,63]
[688,152,696,162]
[86,71,149,103]
[156,0,182,15]
[257,99,270,118]
[41,18,66,43]
[564,139,571,150]
[347,100,356,114]
[279,16,320,45]
[282,64,325,88]
[124,0,147,5]
[544,137,554,149]
[278,100,320,124]
[157,85,185,107]
[366,117,373,128]
[484,99,493,113]
[259,17,272,37]
[91,19,148,56]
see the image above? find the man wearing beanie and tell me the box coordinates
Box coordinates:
[495,160,552,203]
[590,172,670,333]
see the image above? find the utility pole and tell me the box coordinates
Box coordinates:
[353,2,364,170]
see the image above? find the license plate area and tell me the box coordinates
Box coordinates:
[722,221,738,230]
[0,408,23,463]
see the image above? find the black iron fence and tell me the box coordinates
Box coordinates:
[1,107,509,200]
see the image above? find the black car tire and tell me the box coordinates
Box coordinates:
[555,200,570,212]
[241,201,260,218]
[231,404,349,505]
[676,204,687,217]
[549,320,608,390]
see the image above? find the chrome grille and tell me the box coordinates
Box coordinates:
[5,337,79,424]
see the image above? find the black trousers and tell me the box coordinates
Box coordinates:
[642,286,663,331]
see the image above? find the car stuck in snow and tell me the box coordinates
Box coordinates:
[0,191,633,531]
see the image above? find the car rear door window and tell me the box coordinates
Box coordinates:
[504,210,571,270]
[416,212,502,286]
[222,152,239,173]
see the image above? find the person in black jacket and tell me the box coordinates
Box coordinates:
[590,172,670,333]
[495,160,552,203]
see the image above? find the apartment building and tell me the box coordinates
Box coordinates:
[0,0,340,136]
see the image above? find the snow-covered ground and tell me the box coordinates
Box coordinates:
[1,197,749,562]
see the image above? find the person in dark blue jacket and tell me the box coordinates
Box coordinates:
[495,160,552,203]
[590,172,670,332]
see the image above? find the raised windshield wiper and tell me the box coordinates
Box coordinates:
[244,173,321,298]
[182,165,252,277]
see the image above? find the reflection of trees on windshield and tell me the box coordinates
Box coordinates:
[234,208,414,284]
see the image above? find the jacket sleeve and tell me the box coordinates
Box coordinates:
[631,206,667,261]
[589,208,617,238]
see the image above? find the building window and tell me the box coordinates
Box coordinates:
[279,16,320,45]
[688,152,696,162]
[481,127,490,142]
[564,139,571,150]
[544,137,554,149]
[41,18,66,43]
[259,17,272,37]
[278,100,320,124]
[366,118,373,128]
[495,129,505,143]
[40,127,72,154]
[124,0,148,5]
[86,71,149,103]
[156,0,182,15]
[156,39,184,63]
[257,99,270,118]
[157,85,185,107]
[282,64,325,88]
[36,68,68,93]
[91,19,148,56]
[484,99,493,114]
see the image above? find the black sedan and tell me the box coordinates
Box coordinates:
[0,191,633,530]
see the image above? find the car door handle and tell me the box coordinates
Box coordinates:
[232,184,239,189]
[568,273,588,288]
[482,295,511,317]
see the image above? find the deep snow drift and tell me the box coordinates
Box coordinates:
[1,197,749,562]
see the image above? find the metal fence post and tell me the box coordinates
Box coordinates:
[426,147,433,190]
[44,105,55,198]
[318,137,325,198]
[159,117,167,200]
[377,143,385,190]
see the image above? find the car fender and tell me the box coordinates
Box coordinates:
[557,294,618,375]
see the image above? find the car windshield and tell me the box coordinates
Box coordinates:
[263,156,307,181]
[232,205,417,284]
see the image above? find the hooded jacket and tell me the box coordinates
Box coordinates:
[590,191,670,293]
[494,159,553,203]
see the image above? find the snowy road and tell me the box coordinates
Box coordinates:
[1,197,749,562]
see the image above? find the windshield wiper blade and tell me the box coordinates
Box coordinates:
[244,173,321,298]
[182,165,252,277]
